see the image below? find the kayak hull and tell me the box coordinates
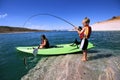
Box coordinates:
[16,42,94,55]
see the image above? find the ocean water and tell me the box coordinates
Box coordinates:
[0,31,120,80]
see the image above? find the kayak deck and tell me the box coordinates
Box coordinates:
[16,42,94,55]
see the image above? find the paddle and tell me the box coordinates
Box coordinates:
[33,48,38,57]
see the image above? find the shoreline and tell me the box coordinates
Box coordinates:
[0,31,51,34]
[0,30,120,34]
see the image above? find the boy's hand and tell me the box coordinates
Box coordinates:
[74,26,78,30]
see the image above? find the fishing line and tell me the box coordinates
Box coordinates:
[23,13,75,27]
[22,13,76,65]
[22,13,76,61]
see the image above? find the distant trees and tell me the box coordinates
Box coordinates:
[0,26,47,33]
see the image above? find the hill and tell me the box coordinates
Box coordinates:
[0,26,47,33]
[92,16,120,31]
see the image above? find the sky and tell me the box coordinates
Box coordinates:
[0,0,120,30]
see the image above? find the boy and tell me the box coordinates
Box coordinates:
[75,17,91,61]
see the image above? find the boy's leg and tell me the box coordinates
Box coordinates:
[82,50,88,61]
[80,38,88,61]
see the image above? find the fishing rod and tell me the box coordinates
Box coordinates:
[22,13,76,65]
[23,13,75,27]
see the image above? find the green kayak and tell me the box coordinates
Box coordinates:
[16,42,94,55]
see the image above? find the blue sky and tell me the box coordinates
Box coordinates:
[0,0,120,30]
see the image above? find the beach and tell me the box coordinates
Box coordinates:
[92,16,120,31]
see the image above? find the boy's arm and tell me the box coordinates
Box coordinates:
[74,27,80,34]
[74,27,85,34]
[80,27,85,34]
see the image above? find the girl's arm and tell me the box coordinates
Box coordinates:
[38,39,47,49]
[42,40,46,46]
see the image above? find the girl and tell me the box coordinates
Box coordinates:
[38,34,49,49]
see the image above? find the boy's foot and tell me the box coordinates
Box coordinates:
[81,59,87,62]
[81,58,88,62]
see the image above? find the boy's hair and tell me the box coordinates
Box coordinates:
[82,17,90,24]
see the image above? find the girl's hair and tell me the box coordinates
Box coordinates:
[41,34,46,39]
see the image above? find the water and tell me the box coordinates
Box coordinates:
[0,31,120,80]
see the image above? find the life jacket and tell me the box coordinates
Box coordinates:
[45,39,50,48]
[79,31,84,39]
[84,26,91,39]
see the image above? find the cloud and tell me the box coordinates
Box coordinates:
[0,13,8,18]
